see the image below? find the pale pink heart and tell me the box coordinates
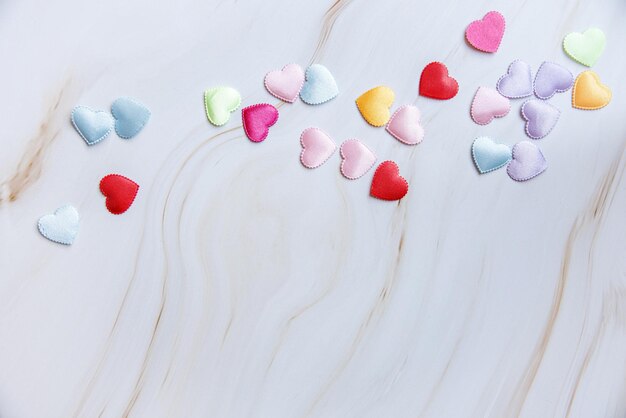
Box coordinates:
[385,105,424,145]
[340,139,376,180]
[300,127,336,169]
[264,63,305,103]
[470,86,511,125]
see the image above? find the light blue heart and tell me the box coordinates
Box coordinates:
[111,97,151,139]
[71,106,114,145]
[300,64,339,105]
[472,136,512,174]
[38,205,80,245]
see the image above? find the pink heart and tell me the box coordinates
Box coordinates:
[340,139,376,180]
[264,64,305,103]
[242,104,279,143]
[465,11,506,53]
[385,105,424,145]
[300,127,336,168]
[470,86,511,125]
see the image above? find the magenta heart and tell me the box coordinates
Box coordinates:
[470,86,510,125]
[533,61,574,100]
[300,127,336,168]
[507,141,547,181]
[465,11,506,53]
[242,104,279,143]
[264,63,305,103]
[521,99,560,139]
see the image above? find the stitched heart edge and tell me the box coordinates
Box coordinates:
[264,63,305,103]
[300,65,339,105]
[506,142,548,182]
[470,87,511,125]
[242,103,279,143]
[521,100,561,139]
[465,11,506,53]
[111,97,152,139]
[571,72,612,110]
[496,60,534,99]
[204,87,242,126]
[71,106,114,145]
[339,139,377,180]
[99,174,140,215]
[37,205,79,245]
[533,61,574,100]
[370,160,409,201]
[471,137,511,174]
[299,127,336,169]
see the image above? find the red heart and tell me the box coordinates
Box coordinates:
[419,62,459,100]
[370,161,408,201]
[99,174,139,215]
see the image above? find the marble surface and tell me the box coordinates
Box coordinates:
[0,0,625,417]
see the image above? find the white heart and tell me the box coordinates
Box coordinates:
[38,205,80,245]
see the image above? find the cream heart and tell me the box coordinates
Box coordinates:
[386,105,424,145]
[340,139,376,180]
[300,127,336,168]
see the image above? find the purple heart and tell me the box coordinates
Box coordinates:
[507,141,547,181]
[521,99,560,139]
[533,61,574,100]
[496,60,533,99]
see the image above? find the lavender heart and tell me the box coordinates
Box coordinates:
[507,141,547,181]
[496,60,533,99]
[534,61,574,100]
[521,99,560,139]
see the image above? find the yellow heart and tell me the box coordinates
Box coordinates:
[356,86,395,127]
[572,71,611,110]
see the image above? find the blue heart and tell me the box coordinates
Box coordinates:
[38,205,80,245]
[111,97,151,139]
[71,106,114,145]
[472,136,512,174]
[300,64,339,105]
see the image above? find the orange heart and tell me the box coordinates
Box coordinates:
[356,86,395,127]
[572,71,611,110]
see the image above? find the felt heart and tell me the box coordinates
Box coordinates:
[370,161,408,201]
[386,105,424,145]
[533,61,574,100]
[496,60,533,99]
[204,87,241,126]
[37,205,80,245]
[300,64,338,105]
[356,86,395,127]
[264,63,305,103]
[470,86,510,125]
[471,136,511,174]
[111,97,151,139]
[242,103,279,142]
[300,127,336,169]
[563,28,606,67]
[99,174,139,215]
[465,11,506,53]
[507,141,547,182]
[340,139,376,180]
[419,62,459,100]
[71,106,114,145]
[521,99,560,139]
[572,71,612,110]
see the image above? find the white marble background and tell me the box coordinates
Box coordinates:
[0,0,625,417]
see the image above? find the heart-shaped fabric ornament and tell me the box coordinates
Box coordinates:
[521,99,560,139]
[340,139,376,180]
[419,62,459,100]
[465,11,506,53]
[563,28,606,67]
[370,161,409,201]
[470,86,510,125]
[496,60,533,98]
[204,87,241,126]
[111,97,151,139]
[507,141,547,182]
[533,61,574,100]
[99,174,139,215]
[264,63,305,103]
[471,136,511,174]
[572,71,612,110]
[38,205,80,245]
[71,106,115,145]
[299,64,339,105]
[386,105,424,145]
[242,103,279,143]
[356,86,395,127]
[300,127,336,169]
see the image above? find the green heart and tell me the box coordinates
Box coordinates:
[563,28,606,67]
[204,87,241,126]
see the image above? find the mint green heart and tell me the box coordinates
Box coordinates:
[204,87,241,126]
[563,28,606,67]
